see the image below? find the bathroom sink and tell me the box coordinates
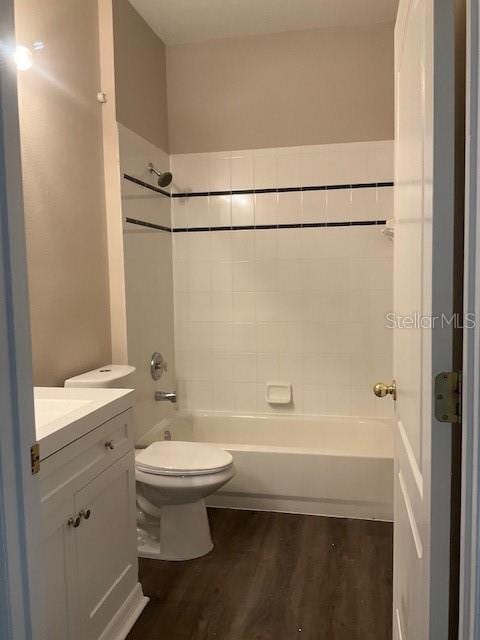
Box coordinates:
[34,397,93,429]
[34,387,134,459]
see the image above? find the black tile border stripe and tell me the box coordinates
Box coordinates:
[172,181,394,198]
[123,173,393,200]
[125,217,171,232]
[124,217,387,233]
[123,174,172,198]
[172,220,387,233]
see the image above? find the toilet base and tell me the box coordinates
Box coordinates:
[137,499,214,561]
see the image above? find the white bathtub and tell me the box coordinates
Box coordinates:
[139,412,394,521]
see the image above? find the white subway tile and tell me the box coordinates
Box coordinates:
[277,191,302,224]
[255,291,279,321]
[351,187,378,221]
[212,352,233,380]
[211,322,233,350]
[277,260,305,291]
[232,230,255,261]
[172,197,188,228]
[172,153,210,193]
[326,386,351,416]
[213,381,235,411]
[188,232,211,259]
[233,353,257,382]
[189,291,212,321]
[232,261,255,292]
[209,195,232,227]
[211,261,232,292]
[255,229,278,260]
[174,261,189,292]
[256,353,279,382]
[326,188,352,222]
[256,323,281,352]
[189,260,211,292]
[210,231,233,261]
[187,322,213,350]
[253,149,277,188]
[231,150,254,190]
[255,192,278,225]
[232,193,254,226]
[173,233,189,261]
[303,385,328,415]
[208,152,231,191]
[234,382,257,412]
[211,292,233,322]
[255,260,279,292]
[186,196,210,228]
[233,292,255,322]
[277,353,303,384]
[302,190,326,223]
[276,229,303,260]
[232,323,256,352]
[276,147,300,188]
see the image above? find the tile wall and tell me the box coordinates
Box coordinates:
[119,125,176,439]
[171,141,394,418]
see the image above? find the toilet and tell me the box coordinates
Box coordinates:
[136,441,234,560]
[64,365,235,561]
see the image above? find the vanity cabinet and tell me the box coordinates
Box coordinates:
[39,408,146,640]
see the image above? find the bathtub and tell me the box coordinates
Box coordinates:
[138,412,394,521]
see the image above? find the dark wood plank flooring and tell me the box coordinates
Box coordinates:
[127,509,393,640]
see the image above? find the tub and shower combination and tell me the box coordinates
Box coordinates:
[140,412,394,522]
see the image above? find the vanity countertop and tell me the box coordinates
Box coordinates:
[34,387,134,460]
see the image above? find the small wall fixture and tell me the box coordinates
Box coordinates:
[266,382,292,405]
[148,163,173,188]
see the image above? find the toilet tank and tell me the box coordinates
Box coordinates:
[64,365,136,389]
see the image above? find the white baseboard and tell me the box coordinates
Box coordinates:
[99,582,149,640]
[207,493,393,522]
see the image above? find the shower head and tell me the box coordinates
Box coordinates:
[148,162,173,188]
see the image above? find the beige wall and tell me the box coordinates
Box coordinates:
[166,24,394,154]
[113,0,169,152]
[16,0,112,386]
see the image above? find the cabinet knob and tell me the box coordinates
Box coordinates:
[105,440,114,450]
[68,515,81,528]
[79,508,91,520]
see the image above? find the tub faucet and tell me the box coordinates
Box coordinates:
[155,391,177,403]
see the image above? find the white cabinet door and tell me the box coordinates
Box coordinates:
[393,1,455,638]
[73,452,138,640]
[40,493,78,640]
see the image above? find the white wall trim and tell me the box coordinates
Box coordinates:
[0,1,41,638]
[460,0,480,637]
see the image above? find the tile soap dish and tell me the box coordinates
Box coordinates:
[266,382,292,405]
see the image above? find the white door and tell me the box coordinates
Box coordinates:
[0,1,41,638]
[393,1,456,639]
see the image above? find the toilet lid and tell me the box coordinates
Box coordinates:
[135,441,233,476]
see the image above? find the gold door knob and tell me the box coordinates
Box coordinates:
[373,381,396,400]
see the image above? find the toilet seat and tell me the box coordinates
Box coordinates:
[135,441,233,476]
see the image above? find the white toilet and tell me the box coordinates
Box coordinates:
[136,441,234,560]
[64,365,235,561]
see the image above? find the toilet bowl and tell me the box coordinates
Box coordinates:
[135,440,235,561]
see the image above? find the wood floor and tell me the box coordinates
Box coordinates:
[127,509,393,640]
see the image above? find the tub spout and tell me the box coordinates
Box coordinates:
[155,391,177,403]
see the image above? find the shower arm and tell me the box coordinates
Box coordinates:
[148,162,161,177]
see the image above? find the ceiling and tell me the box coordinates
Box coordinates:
[129,0,399,46]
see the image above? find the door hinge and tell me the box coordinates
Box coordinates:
[30,443,40,475]
[434,371,462,423]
